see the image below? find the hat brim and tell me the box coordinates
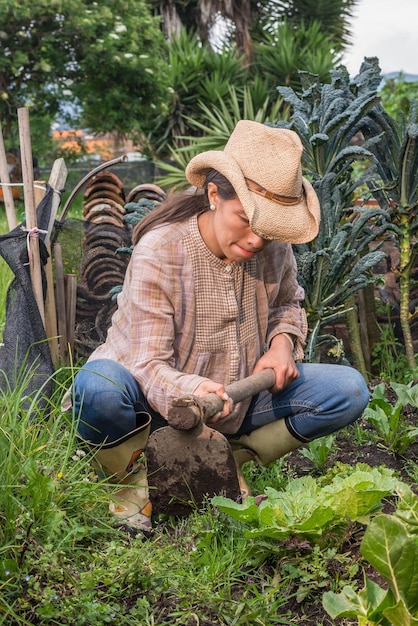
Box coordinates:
[186,150,320,244]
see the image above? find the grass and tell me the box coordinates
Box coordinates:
[2,376,414,625]
[0,205,417,624]
[0,388,364,626]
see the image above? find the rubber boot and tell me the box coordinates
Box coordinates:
[91,412,152,533]
[228,446,256,499]
[229,419,306,499]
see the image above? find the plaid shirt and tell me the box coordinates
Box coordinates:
[89,215,307,434]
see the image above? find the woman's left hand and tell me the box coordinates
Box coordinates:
[252,333,299,392]
[194,379,234,424]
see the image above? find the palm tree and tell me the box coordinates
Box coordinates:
[150,0,359,57]
[149,0,254,56]
[273,0,360,51]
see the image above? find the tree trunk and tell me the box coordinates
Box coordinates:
[398,217,417,372]
[356,283,381,376]
[346,295,369,382]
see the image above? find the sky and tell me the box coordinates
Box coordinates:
[342,0,418,77]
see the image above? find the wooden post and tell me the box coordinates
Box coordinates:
[17,107,45,326]
[54,242,68,363]
[43,158,67,245]
[65,273,77,359]
[33,158,68,367]
[0,121,18,231]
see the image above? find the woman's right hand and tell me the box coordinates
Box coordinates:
[193,380,233,423]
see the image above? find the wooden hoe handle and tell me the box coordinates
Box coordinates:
[168,368,276,430]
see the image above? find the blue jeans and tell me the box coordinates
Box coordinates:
[72,359,369,445]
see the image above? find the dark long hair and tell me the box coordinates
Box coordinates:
[132,170,237,244]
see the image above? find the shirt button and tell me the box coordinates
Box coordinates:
[225,265,232,273]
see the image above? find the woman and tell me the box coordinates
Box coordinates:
[72,120,370,532]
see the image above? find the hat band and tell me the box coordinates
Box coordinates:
[245,178,303,205]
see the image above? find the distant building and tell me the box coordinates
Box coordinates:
[51,128,143,163]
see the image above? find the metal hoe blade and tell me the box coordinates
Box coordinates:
[147,422,241,518]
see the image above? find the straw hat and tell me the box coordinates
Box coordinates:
[185,120,320,243]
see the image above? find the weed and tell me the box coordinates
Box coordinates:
[280,545,359,602]
[371,313,415,383]
[363,382,418,453]
[350,419,374,446]
[241,455,291,495]
[298,434,336,470]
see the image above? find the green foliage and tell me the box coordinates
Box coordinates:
[0,0,168,158]
[362,82,418,369]
[146,29,250,159]
[254,20,342,93]
[213,463,400,542]
[151,0,358,60]
[148,15,346,161]
[0,355,415,623]
[0,424,298,626]
[380,75,418,121]
[365,95,418,225]
[363,382,418,454]
[279,544,360,604]
[240,455,292,497]
[298,434,336,470]
[272,0,359,52]
[276,59,395,360]
[0,367,111,553]
[323,484,418,624]
[371,312,413,383]
[156,81,285,187]
[0,255,13,340]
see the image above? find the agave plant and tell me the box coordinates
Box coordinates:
[145,29,248,160]
[253,20,343,93]
[155,82,285,188]
[275,59,397,366]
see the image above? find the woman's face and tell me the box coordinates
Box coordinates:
[202,182,270,263]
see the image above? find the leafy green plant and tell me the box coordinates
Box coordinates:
[298,434,337,470]
[0,0,168,157]
[212,463,401,543]
[363,382,418,454]
[276,59,395,364]
[404,458,418,484]
[323,484,418,624]
[363,93,418,371]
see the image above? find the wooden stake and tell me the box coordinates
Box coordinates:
[33,158,68,367]
[0,120,18,231]
[65,273,77,358]
[54,242,68,363]
[43,158,67,244]
[17,107,45,326]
